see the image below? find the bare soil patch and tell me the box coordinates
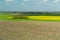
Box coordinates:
[0,20,60,40]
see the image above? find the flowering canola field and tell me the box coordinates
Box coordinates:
[7,16,60,21]
[28,16,60,20]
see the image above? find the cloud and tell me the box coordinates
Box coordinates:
[23,0,29,2]
[53,0,59,3]
[43,0,48,2]
[5,0,14,2]
[5,0,14,4]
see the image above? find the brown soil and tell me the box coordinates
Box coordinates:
[0,20,60,40]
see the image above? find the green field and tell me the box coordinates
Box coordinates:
[0,15,60,21]
[0,12,60,21]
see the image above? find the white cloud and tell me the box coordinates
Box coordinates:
[5,0,14,4]
[53,0,59,3]
[23,0,29,2]
[43,0,48,2]
[5,0,14,2]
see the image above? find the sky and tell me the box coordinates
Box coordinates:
[0,0,60,12]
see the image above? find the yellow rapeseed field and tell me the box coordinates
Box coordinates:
[28,16,60,20]
[7,16,60,20]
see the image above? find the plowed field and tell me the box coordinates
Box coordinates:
[0,20,60,40]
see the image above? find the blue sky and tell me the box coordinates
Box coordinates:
[0,0,60,12]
